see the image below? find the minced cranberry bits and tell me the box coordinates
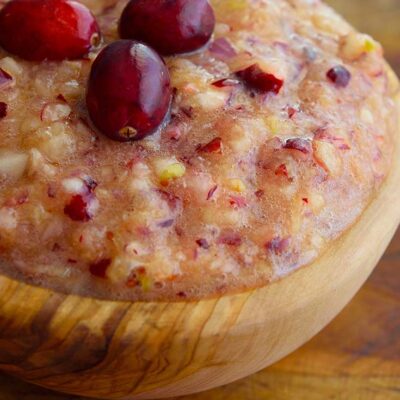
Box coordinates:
[0,0,395,301]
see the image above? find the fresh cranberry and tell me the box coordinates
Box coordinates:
[0,102,7,119]
[86,40,171,142]
[236,64,284,94]
[119,0,215,55]
[0,0,100,61]
[326,65,351,88]
[64,194,95,222]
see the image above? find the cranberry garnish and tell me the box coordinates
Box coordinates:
[86,40,171,142]
[326,65,351,88]
[0,0,100,61]
[89,258,111,279]
[236,64,284,94]
[64,194,95,222]
[119,0,215,55]
[0,102,7,119]
[284,138,312,154]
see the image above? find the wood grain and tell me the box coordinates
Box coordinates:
[0,228,398,400]
[0,1,399,399]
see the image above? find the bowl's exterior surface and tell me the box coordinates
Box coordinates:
[0,100,399,400]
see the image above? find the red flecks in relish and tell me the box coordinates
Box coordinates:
[119,0,215,56]
[218,232,242,246]
[196,238,210,249]
[212,78,240,88]
[0,102,7,119]
[236,64,284,94]
[64,194,95,222]
[327,65,351,88]
[275,163,289,178]
[229,195,247,208]
[89,258,111,278]
[266,237,290,255]
[284,138,312,154]
[198,137,222,153]
[0,0,101,61]
[207,185,218,200]
[0,68,13,89]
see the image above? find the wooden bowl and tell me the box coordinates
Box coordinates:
[0,94,399,399]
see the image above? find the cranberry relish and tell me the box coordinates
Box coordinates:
[0,0,398,301]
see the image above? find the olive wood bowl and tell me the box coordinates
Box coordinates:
[0,95,399,399]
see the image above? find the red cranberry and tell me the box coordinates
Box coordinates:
[0,0,100,61]
[119,0,215,55]
[326,65,351,88]
[86,40,171,142]
[236,64,284,94]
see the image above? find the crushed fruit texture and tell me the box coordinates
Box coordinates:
[0,0,398,301]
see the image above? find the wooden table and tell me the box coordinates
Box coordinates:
[1,0,399,398]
